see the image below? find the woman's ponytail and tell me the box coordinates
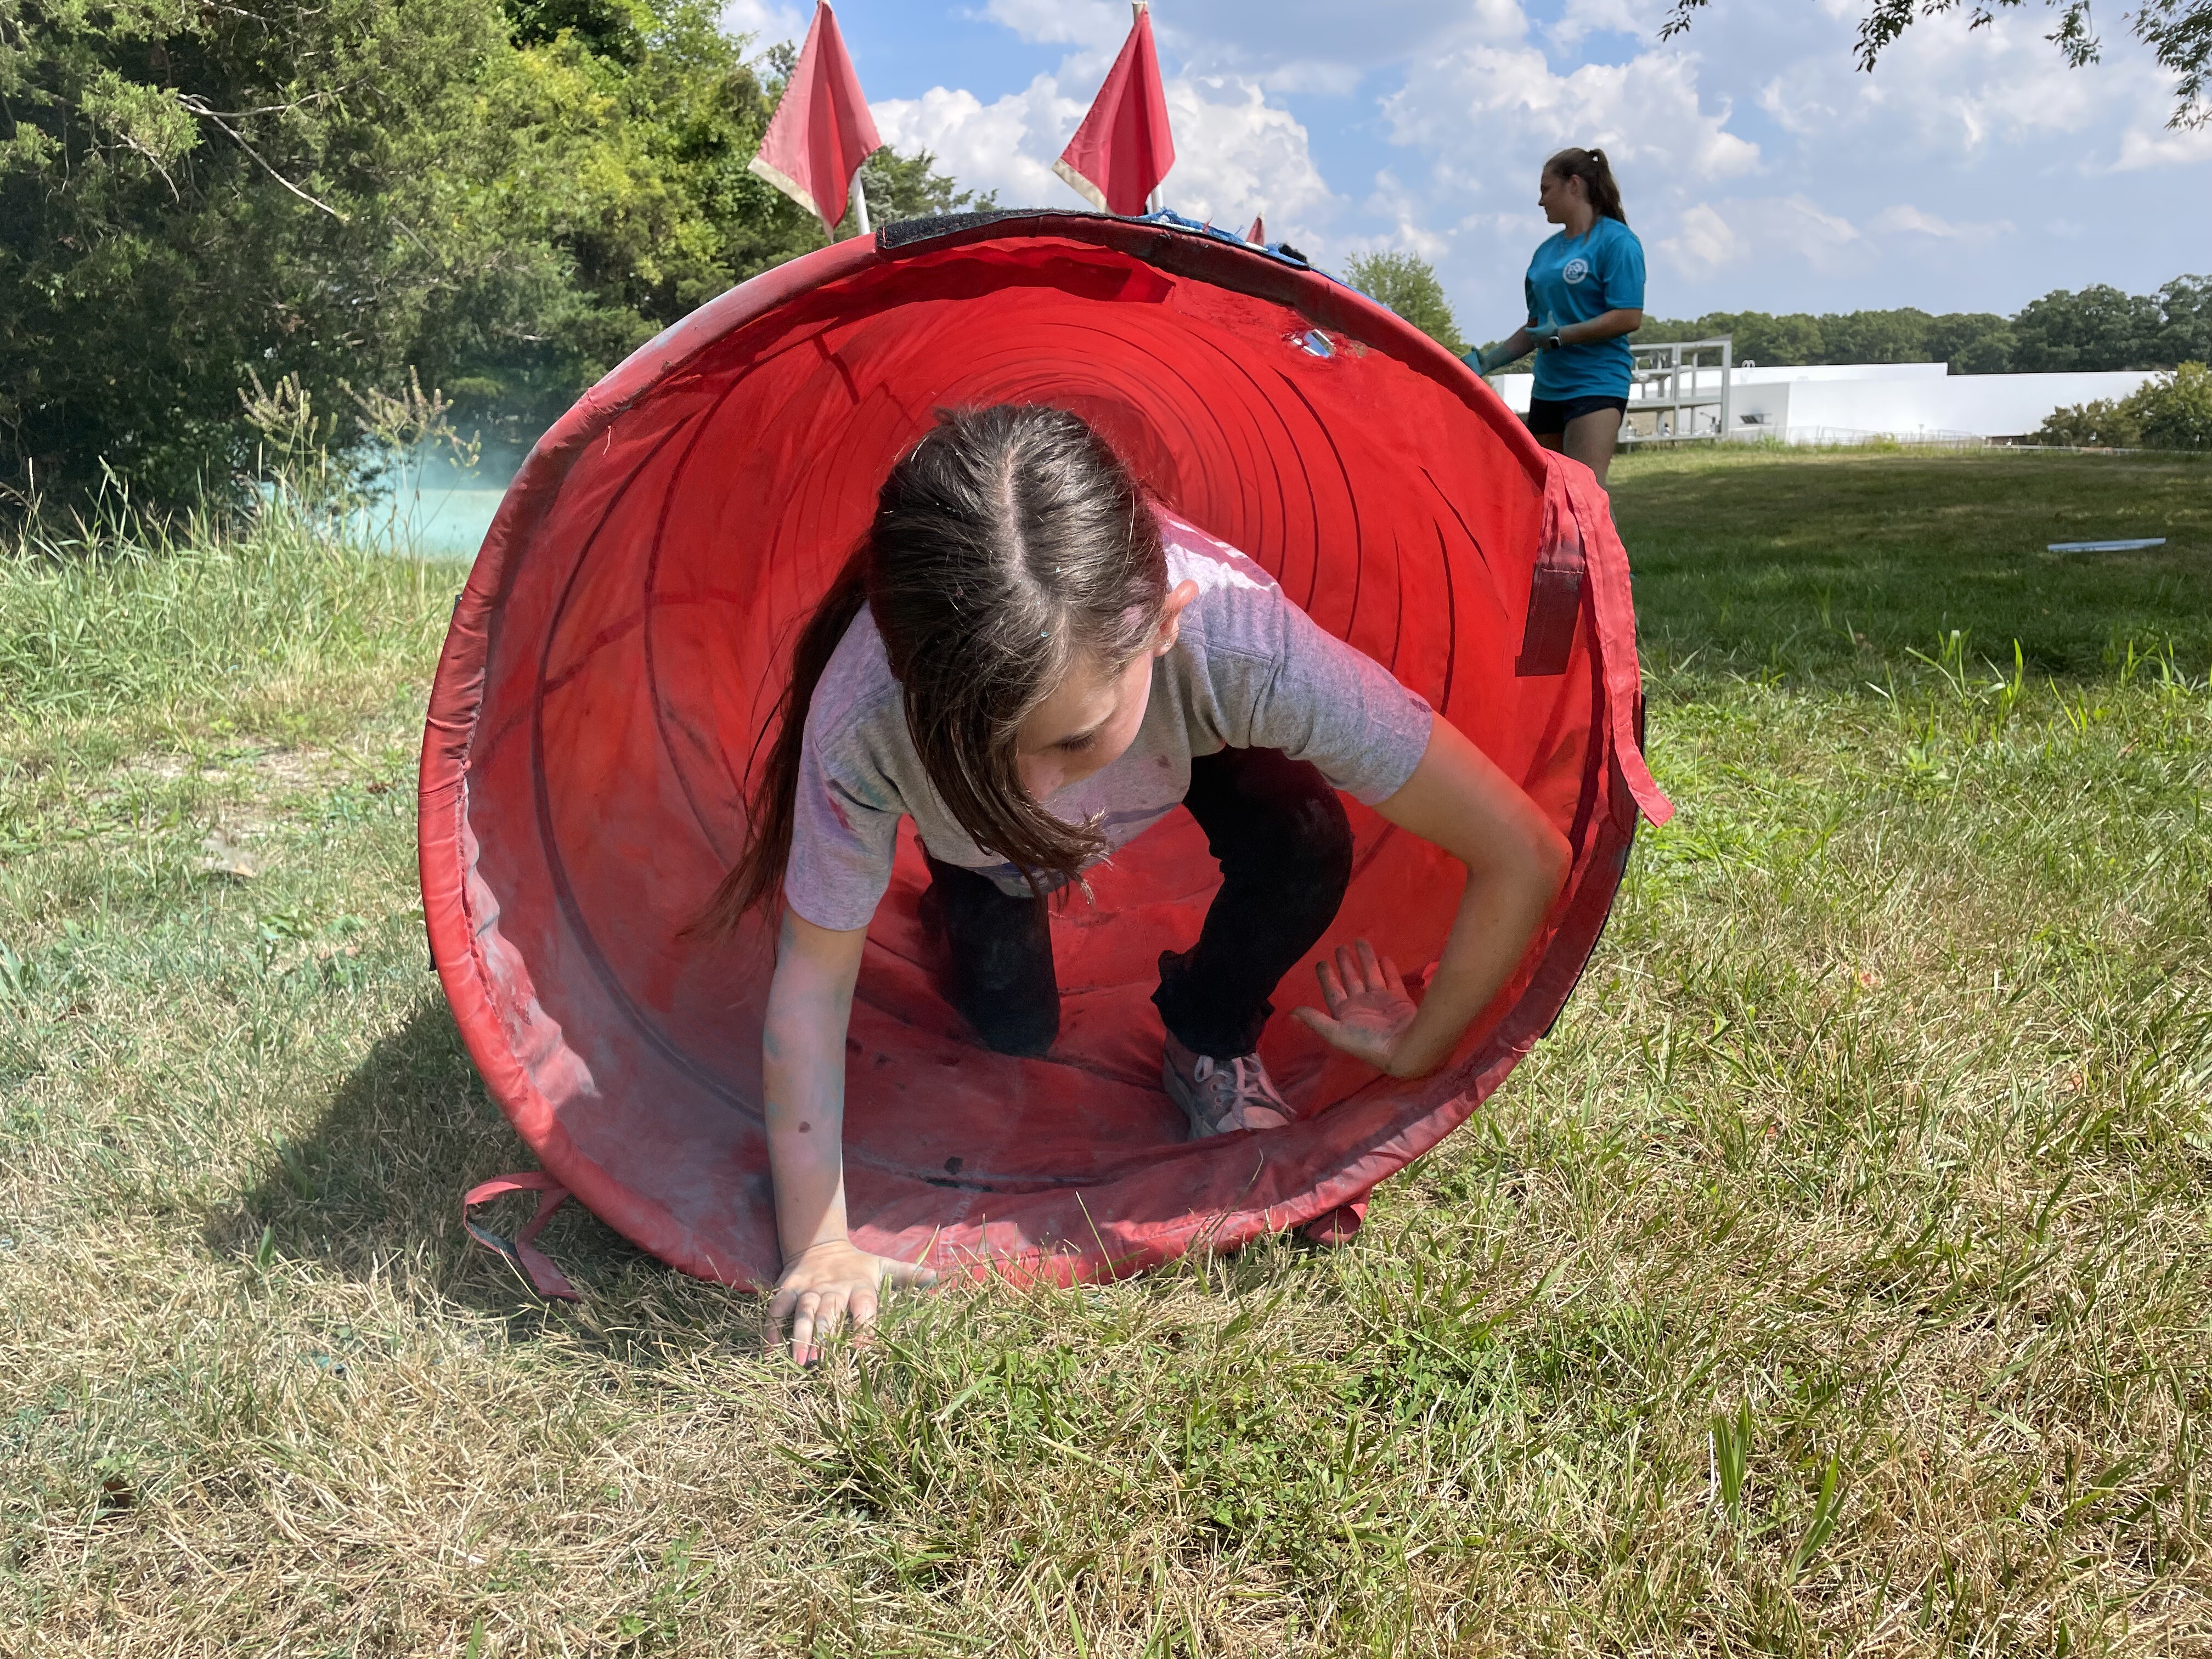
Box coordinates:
[693,551,870,935]
[1545,146,1627,224]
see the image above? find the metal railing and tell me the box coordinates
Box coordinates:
[1622,337,1733,443]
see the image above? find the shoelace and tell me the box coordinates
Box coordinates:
[1191,1054,1286,1130]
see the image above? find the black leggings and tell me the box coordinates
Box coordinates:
[923,746,1354,1060]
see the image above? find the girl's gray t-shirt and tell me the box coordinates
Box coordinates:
[782,509,1435,932]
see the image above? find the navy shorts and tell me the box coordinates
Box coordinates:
[1525,394,1628,436]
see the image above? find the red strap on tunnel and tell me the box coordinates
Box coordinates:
[1548,454,1675,828]
[462,1173,582,1301]
[1516,486,1586,678]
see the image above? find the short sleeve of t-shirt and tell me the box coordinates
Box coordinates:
[1596,219,1645,311]
[1162,517,1434,804]
[783,637,908,932]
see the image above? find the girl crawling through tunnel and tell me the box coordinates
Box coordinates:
[702,403,1571,1362]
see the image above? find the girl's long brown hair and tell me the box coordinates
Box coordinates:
[699,404,1167,933]
[1545,146,1628,224]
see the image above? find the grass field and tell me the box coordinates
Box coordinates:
[2,447,2209,1655]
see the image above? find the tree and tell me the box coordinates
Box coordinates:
[2,0,534,504]
[0,0,970,506]
[1660,0,2210,128]
[2010,284,2168,370]
[1343,252,1467,356]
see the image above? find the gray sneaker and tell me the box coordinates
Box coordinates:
[1163,1032,1295,1137]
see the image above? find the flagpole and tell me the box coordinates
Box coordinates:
[853,173,871,237]
[1136,0,1160,213]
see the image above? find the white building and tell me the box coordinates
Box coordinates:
[1491,362,2158,445]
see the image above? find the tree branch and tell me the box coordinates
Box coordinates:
[175,92,348,222]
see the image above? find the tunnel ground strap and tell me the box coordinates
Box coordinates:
[1554,456,1675,828]
[463,1173,582,1302]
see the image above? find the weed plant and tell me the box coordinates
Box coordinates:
[1,448,2208,1654]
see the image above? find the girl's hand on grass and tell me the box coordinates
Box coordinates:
[1292,940,1420,1075]
[769,1240,937,1365]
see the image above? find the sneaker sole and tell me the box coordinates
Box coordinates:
[1162,1052,1222,1139]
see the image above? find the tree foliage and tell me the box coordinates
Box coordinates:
[1660,0,2210,128]
[1635,276,2212,375]
[1344,251,1467,357]
[0,0,974,506]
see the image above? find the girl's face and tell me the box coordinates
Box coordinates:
[1015,580,1199,801]
[1537,168,1582,226]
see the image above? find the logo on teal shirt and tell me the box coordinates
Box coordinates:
[1562,257,1589,285]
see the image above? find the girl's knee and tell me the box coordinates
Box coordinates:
[968,995,1059,1057]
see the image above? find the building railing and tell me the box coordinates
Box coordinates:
[1621,337,1733,443]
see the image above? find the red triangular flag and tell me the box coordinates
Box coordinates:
[1245,214,1265,244]
[748,2,882,236]
[1053,3,1175,216]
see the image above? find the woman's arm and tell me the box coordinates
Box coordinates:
[1473,306,1640,374]
[1555,306,1643,347]
[763,906,935,1361]
[1293,720,1570,1079]
[1493,324,1537,364]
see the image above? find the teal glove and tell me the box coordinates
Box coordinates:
[1469,341,1522,375]
[1531,322,1564,351]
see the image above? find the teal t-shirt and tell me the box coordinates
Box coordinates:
[1524,218,1645,401]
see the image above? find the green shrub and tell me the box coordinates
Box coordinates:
[2036,362,2212,450]
[2035,398,2143,448]
[2134,361,2212,450]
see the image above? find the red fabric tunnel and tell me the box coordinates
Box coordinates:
[419,211,1672,1292]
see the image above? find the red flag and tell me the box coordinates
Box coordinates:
[748,2,882,236]
[1245,214,1265,244]
[1053,3,1175,216]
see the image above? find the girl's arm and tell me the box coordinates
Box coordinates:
[1293,720,1571,1079]
[763,906,936,1362]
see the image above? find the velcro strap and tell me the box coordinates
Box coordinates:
[462,1173,580,1301]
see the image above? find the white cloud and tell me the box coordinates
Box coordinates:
[1160,76,1340,234]
[977,0,1127,54]
[1658,201,1746,277]
[1356,170,1452,261]
[719,0,804,47]
[1547,0,1659,50]
[1654,195,1864,280]
[1748,7,2186,160]
[872,64,1340,251]
[1246,59,1365,98]
[1384,42,1760,187]
[1869,205,2013,244]
[2110,122,2212,171]
[871,77,1087,207]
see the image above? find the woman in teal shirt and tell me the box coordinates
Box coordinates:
[1472,149,1645,488]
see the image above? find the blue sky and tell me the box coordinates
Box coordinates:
[727,0,2211,332]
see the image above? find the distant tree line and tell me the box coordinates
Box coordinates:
[2,0,978,508]
[1636,277,2212,375]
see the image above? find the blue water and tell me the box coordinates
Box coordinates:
[368,486,507,561]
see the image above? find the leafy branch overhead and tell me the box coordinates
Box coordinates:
[1658,0,2211,127]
